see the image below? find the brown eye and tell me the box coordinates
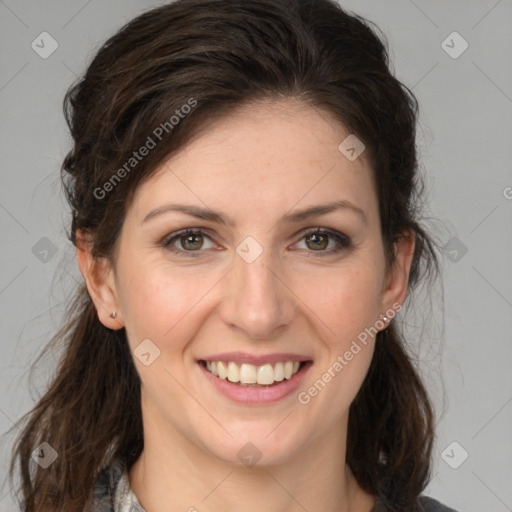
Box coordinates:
[163,229,216,256]
[294,228,352,256]
[180,233,204,251]
[305,232,329,251]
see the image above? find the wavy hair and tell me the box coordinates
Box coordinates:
[9,0,441,510]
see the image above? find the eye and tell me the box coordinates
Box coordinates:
[161,227,352,258]
[293,228,352,256]
[162,228,216,256]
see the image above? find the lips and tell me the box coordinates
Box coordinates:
[197,352,312,404]
[200,352,310,385]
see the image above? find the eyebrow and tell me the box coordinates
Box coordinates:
[141,200,367,227]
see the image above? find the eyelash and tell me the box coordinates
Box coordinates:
[161,227,352,258]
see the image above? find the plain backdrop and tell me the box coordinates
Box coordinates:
[1,1,511,511]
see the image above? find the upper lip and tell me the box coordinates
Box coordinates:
[199,352,312,366]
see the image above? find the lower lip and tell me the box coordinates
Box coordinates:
[198,361,312,404]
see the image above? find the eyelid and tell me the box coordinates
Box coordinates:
[293,226,351,243]
[161,227,217,257]
[290,227,352,255]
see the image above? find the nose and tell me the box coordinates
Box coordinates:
[218,247,296,340]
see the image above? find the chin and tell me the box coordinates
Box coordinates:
[201,424,307,468]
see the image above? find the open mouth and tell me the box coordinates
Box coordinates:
[199,360,309,388]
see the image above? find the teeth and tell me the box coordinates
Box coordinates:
[239,363,257,384]
[257,364,274,385]
[227,362,239,383]
[204,360,303,385]
[284,361,293,379]
[274,362,284,382]
[217,361,227,380]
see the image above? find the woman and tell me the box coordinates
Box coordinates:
[9,0,458,510]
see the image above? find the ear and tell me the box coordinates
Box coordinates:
[378,228,416,317]
[76,229,124,330]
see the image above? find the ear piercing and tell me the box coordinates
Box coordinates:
[110,311,117,319]
[381,315,389,322]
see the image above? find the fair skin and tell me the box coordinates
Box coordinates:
[77,98,415,512]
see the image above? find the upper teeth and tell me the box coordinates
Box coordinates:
[205,361,301,385]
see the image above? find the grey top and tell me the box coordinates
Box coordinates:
[87,456,458,512]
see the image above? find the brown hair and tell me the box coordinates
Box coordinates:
[9,0,441,510]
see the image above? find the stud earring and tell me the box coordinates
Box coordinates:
[110,311,117,319]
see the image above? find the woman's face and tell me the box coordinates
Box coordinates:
[86,98,412,466]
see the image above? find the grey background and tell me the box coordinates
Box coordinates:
[1,0,511,511]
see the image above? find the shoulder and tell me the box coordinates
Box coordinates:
[419,495,459,512]
[85,456,126,512]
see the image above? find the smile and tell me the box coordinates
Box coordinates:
[202,360,304,387]
[197,352,312,403]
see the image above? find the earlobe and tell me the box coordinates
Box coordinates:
[75,230,124,330]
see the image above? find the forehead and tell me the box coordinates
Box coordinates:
[130,98,378,225]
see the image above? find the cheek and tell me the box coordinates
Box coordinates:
[294,261,383,347]
[116,257,219,352]
[292,261,382,413]
[295,268,380,423]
